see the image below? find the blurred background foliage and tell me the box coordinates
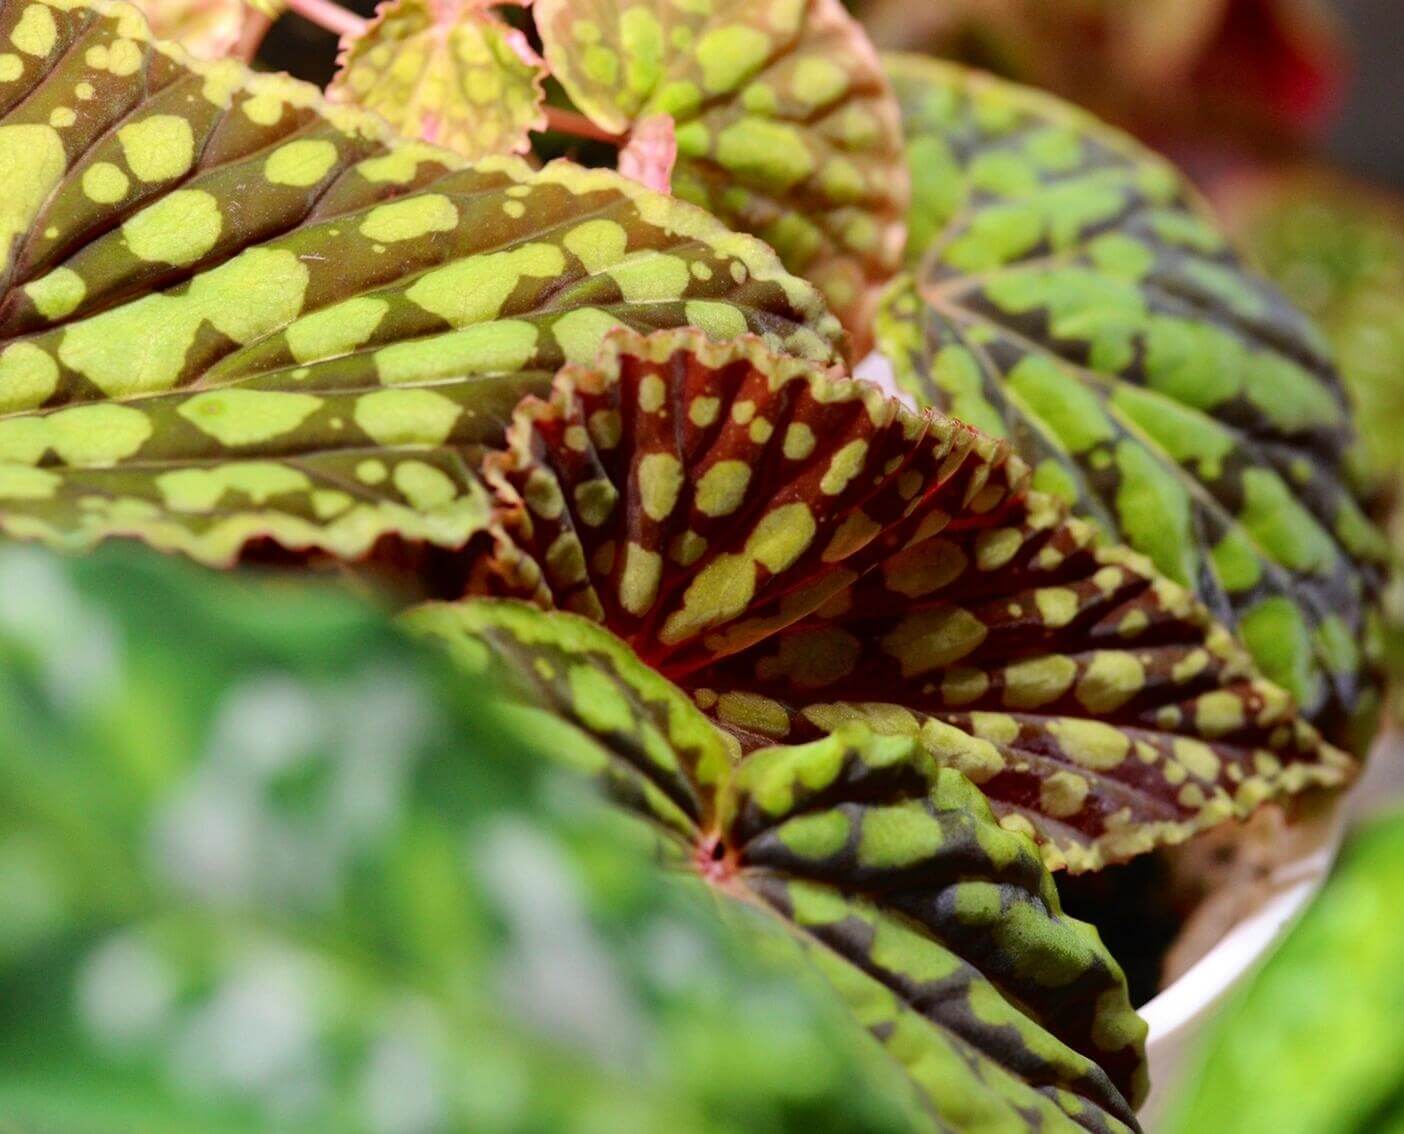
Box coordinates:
[0,545,920,1134]
[1163,813,1404,1134]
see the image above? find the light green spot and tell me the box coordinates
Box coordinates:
[1114,441,1196,588]
[1007,355,1113,454]
[857,802,944,869]
[552,307,626,365]
[1239,597,1320,712]
[1210,528,1262,593]
[407,243,565,325]
[393,460,458,510]
[792,57,849,108]
[0,124,65,276]
[609,253,690,302]
[1238,468,1338,577]
[776,810,851,861]
[717,119,815,190]
[45,404,152,464]
[285,296,388,363]
[695,25,770,93]
[358,194,459,243]
[81,161,129,204]
[375,320,539,382]
[0,343,58,413]
[179,389,322,447]
[23,268,85,319]
[117,115,195,182]
[157,463,310,512]
[354,388,461,446]
[563,219,628,273]
[683,301,747,341]
[123,189,222,265]
[0,464,58,499]
[10,4,55,56]
[265,139,338,187]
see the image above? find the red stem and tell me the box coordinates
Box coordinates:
[544,104,624,146]
[284,0,367,40]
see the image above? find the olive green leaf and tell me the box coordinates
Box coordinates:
[479,326,1352,872]
[0,543,926,1134]
[328,0,548,161]
[1162,813,1404,1134]
[407,597,1149,1133]
[0,0,839,570]
[875,55,1388,751]
[130,0,245,57]
[534,0,909,339]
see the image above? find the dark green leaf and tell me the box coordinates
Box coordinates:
[875,55,1387,750]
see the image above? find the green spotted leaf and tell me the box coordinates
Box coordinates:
[407,597,1149,1133]
[874,56,1387,751]
[534,0,909,340]
[328,0,548,161]
[478,327,1352,872]
[0,0,839,570]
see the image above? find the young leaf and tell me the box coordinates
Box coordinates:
[533,0,909,339]
[328,0,548,161]
[481,327,1353,871]
[617,112,676,193]
[875,55,1387,750]
[0,0,839,568]
[407,597,1150,1133]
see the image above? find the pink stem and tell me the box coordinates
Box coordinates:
[544,105,623,146]
[233,8,273,61]
[284,0,368,39]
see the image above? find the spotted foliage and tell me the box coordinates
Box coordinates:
[534,0,908,340]
[408,596,1149,1133]
[479,327,1352,872]
[329,0,547,161]
[0,0,839,569]
[875,56,1388,751]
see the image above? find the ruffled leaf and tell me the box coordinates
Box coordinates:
[875,56,1387,750]
[407,597,1149,1133]
[328,0,548,161]
[482,327,1353,871]
[0,0,839,569]
[534,0,909,339]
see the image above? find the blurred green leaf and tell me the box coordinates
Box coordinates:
[0,543,928,1134]
[1163,811,1404,1134]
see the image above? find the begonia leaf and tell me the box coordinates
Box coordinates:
[328,0,548,161]
[408,596,1150,1133]
[874,56,1387,750]
[0,0,839,571]
[534,0,909,339]
[480,327,1353,872]
[131,0,244,58]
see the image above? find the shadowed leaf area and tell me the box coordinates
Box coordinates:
[874,56,1388,751]
[408,598,1149,1134]
[535,0,910,340]
[475,327,1351,874]
[0,0,840,571]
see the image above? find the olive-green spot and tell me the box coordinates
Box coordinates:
[1003,655,1077,709]
[620,541,663,616]
[1075,652,1145,714]
[695,460,751,517]
[881,608,988,678]
[638,451,684,522]
[1040,770,1090,818]
[117,115,195,183]
[1047,718,1130,771]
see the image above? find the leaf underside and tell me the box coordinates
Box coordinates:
[481,327,1352,873]
[0,0,840,571]
[534,0,910,339]
[328,0,548,161]
[407,597,1149,1134]
[875,55,1387,750]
